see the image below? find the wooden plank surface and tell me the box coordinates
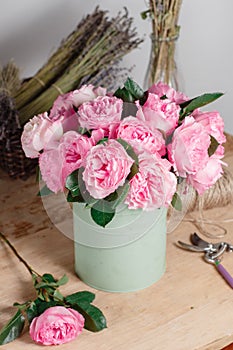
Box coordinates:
[0,150,233,350]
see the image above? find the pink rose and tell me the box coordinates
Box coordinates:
[39,131,94,193]
[82,139,134,199]
[125,151,177,210]
[60,131,94,182]
[49,92,79,133]
[21,112,63,158]
[72,84,106,107]
[148,81,188,104]
[168,116,211,177]
[29,306,84,346]
[136,93,180,135]
[113,116,166,156]
[39,147,64,193]
[78,95,123,132]
[193,110,226,144]
[187,156,224,195]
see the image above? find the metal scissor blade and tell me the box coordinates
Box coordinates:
[191,233,210,248]
[177,240,207,252]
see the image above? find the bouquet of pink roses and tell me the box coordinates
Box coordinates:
[21,78,226,227]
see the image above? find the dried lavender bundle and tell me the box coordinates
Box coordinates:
[0,61,21,138]
[13,7,107,110]
[18,8,143,125]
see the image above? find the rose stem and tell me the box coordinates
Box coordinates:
[0,231,41,277]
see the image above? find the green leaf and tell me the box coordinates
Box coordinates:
[0,310,25,345]
[128,162,139,180]
[97,137,108,145]
[34,299,58,315]
[111,183,130,210]
[208,135,219,157]
[67,190,85,203]
[26,302,38,323]
[56,274,69,286]
[65,291,95,305]
[91,203,115,227]
[13,302,28,311]
[116,138,139,165]
[141,9,151,20]
[180,92,223,119]
[37,185,54,196]
[124,78,145,100]
[35,165,42,183]
[114,87,135,103]
[42,273,56,283]
[34,281,57,289]
[71,302,107,332]
[65,169,80,197]
[171,192,182,211]
[53,290,64,302]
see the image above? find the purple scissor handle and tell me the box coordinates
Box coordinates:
[177,233,233,289]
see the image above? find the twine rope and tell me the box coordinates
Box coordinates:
[151,33,179,43]
[32,76,46,87]
[51,84,64,95]
[168,167,233,239]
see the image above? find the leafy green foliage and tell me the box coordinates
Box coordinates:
[114,77,147,104]
[171,192,182,211]
[116,138,139,165]
[64,291,107,332]
[37,184,54,197]
[25,302,38,323]
[111,183,130,210]
[65,169,80,197]
[71,303,107,332]
[0,310,25,345]
[91,202,115,227]
[179,92,223,120]
[208,135,219,157]
[65,291,95,305]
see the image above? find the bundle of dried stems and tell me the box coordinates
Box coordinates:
[142,0,183,88]
[13,7,143,125]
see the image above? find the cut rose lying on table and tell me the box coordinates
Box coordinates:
[21,78,226,227]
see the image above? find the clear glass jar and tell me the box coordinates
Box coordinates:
[144,33,180,90]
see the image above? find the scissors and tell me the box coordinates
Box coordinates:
[177,233,233,289]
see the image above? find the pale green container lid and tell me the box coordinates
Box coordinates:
[73,203,167,293]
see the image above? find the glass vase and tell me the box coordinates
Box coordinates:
[144,33,180,90]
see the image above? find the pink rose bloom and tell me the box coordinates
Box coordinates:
[125,151,177,210]
[136,93,180,136]
[29,306,84,346]
[49,92,79,133]
[187,156,224,195]
[168,116,211,178]
[72,84,106,107]
[83,139,134,199]
[60,131,94,182]
[113,116,166,156]
[193,110,226,144]
[148,81,188,104]
[78,95,123,132]
[21,112,63,158]
[39,131,95,193]
[39,147,64,193]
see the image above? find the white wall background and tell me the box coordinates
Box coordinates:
[1,0,233,134]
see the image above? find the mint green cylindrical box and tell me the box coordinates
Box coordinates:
[73,203,167,293]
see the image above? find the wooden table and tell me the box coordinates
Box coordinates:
[1,138,233,350]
